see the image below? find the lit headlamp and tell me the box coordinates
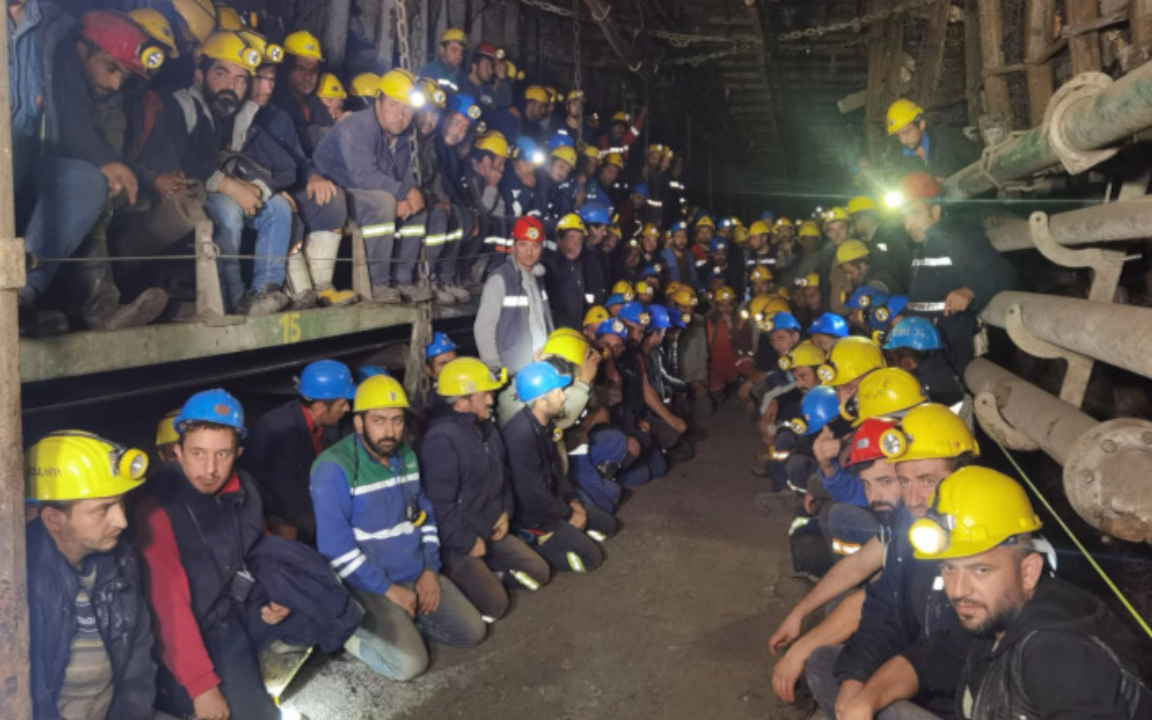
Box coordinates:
[530,150,546,166]
[794,277,812,288]
[817,363,838,384]
[788,417,808,434]
[409,89,426,108]
[879,427,910,458]
[111,444,149,481]
[141,45,166,71]
[467,104,482,120]
[267,44,284,62]
[884,190,905,209]
[909,512,954,557]
[874,306,891,323]
[778,355,794,371]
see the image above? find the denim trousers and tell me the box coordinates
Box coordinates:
[204,191,292,306]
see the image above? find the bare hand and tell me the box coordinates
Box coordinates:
[396,199,412,219]
[771,645,808,703]
[835,679,866,720]
[944,287,975,315]
[469,536,487,558]
[813,426,840,470]
[763,399,779,427]
[306,175,337,205]
[669,416,687,435]
[637,419,651,434]
[577,347,602,384]
[768,612,802,655]
[192,686,230,720]
[803,493,817,515]
[569,501,587,530]
[260,601,291,626]
[154,170,192,199]
[385,584,418,618]
[626,436,641,458]
[406,187,426,214]
[101,162,139,205]
[415,570,441,615]
[221,176,262,216]
[490,512,509,542]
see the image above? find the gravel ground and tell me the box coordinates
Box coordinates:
[283,402,814,720]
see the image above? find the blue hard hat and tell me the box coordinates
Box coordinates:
[670,308,689,329]
[357,365,391,382]
[846,286,890,311]
[632,182,650,198]
[647,305,673,330]
[449,93,480,123]
[641,263,663,278]
[514,136,546,166]
[618,301,651,327]
[596,317,628,339]
[580,204,611,225]
[605,293,629,307]
[710,238,729,253]
[793,386,840,436]
[670,220,689,234]
[299,359,357,400]
[809,312,849,338]
[883,316,942,351]
[175,388,246,438]
[760,210,776,220]
[767,312,802,332]
[515,361,573,403]
[880,295,909,324]
[718,217,736,230]
[547,132,575,150]
[425,332,458,360]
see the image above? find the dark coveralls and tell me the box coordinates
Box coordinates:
[417,130,464,285]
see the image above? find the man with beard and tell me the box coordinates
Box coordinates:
[146,30,292,315]
[500,135,546,219]
[241,31,354,309]
[543,213,589,330]
[539,143,578,234]
[20,10,171,335]
[435,92,485,291]
[312,375,486,681]
[519,85,551,143]
[458,42,500,120]
[419,27,469,93]
[841,467,1152,720]
[821,206,854,315]
[661,220,700,290]
[272,30,331,157]
[313,69,430,304]
[463,130,513,278]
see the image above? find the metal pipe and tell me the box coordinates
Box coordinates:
[981,291,1152,381]
[943,56,1152,198]
[986,197,1152,252]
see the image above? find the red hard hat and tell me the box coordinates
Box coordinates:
[511,217,545,244]
[473,42,499,60]
[899,171,942,202]
[846,417,900,467]
[81,10,159,77]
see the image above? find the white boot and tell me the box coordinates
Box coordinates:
[305,231,357,307]
[285,248,317,310]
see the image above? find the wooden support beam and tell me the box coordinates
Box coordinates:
[1025,0,1056,126]
[1068,0,1103,74]
[1134,0,1152,43]
[914,0,951,107]
[964,0,983,124]
[864,0,890,157]
[977,0,1012,117]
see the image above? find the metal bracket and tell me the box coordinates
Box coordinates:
[1041,72,1118,174]
[1028,211,1125,303]
[973,390,1040,452]
[1003,302,1095,408]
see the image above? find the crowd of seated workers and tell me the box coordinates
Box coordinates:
[16,3,1152,715]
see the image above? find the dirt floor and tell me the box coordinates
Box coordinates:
[283,401,815,720]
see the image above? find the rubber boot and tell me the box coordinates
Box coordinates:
[304,231,357,307]
[67,234,168,331]
[285,248,318,310]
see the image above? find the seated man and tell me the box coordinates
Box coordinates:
[465,131,513,278]
[312,69,429,303]
[26,431,158,720]
[145,31,292,315]
[312,375,486,681]
[434,93,486,290]
[503,361,618,572]
[272,30,332,156]
[882,317,964,408]
[420,358,551,620]
[639,305,693,462]
[21,10,170,334]
[243,359,356,544]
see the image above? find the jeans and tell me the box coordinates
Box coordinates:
[204,191,292,307]
[532,504,618,573]
[346,574,485,681]
[23,157,108,296]
[805,645,946,720]
[442,535,551,619]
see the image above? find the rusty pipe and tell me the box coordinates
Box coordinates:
[987,197,1152,252]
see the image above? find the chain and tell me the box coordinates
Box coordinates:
[515,0,576,18]
[664,44,758,67]
[651,30,761,48]
[777,0,942,42]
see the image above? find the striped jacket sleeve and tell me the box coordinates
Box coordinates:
[310,459,393,595]
[416,489,443,574]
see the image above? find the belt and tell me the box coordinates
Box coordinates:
[912,257,952,267]
[907,301,946,313]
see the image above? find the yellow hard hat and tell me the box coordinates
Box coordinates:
[604,152,625,169]
[215,4,244,30]
[583,145,601,160]
[418,78,447,109]
[354,374,410,412]
[749,265,773,283]
[774,217,794,229]
[27,431,148,502]
[611,111,631,124]
[440,27,470,47]
[379,68,425,108]
[351,72,381,98]
[733,226,750,244]
[557,213,587,234]
[848,368,927,427]
[172,0,216,44]
[283,30,323,61]
[316,73,347,100]
[543,332,592,365]
[695,215,716,230]
[634,280,654,296]
[584,305,610,327]
[199,31,261,75]
[847,196,878,215]
[525,85,549,103]
[824,206,850,224]
[611,280,636,300]
[505,60,525,81]
[836,239,871,265]
[887,98,924,135]
[436,357,508,397]
[130,8,179,57]
[551,145,577,166]
[778,340,826,371]
[746,294,790,325]
[797,221,821,238]
[641,223,660,239]
[909,467,1041,560]
[793,272,820,289]
[474,131,511,158]
[156,409,181,447]
[712,286,736,303]
[567,89,585,102]
[748,220,772,237]
[817,336,885,386]
[669,287,699,309]
[879,403,980,462]
[238,31,283,64]
[665,280,685,296]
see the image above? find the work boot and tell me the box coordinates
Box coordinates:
[304,231,357,307]
[317,287,358,307]
[431,283,457,306]
[243,285,290,316]
[89,287,170,331]
[445,283,472,302]
[397,283,433,303]
[288,288,318,310]
[17,292,69,337]
[371,284,402,303]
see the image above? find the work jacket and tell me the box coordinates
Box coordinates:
[543,248,588,331]
[312,107,415,198]
[500,167,543,219]
[271,83,332,157]
[28,519,157,720]
[419,57,461,93]
[249,102,317,193]
[417,131,451,207]
[894,125,982,179]
[503,406,580,528]
[475,255,554,372]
